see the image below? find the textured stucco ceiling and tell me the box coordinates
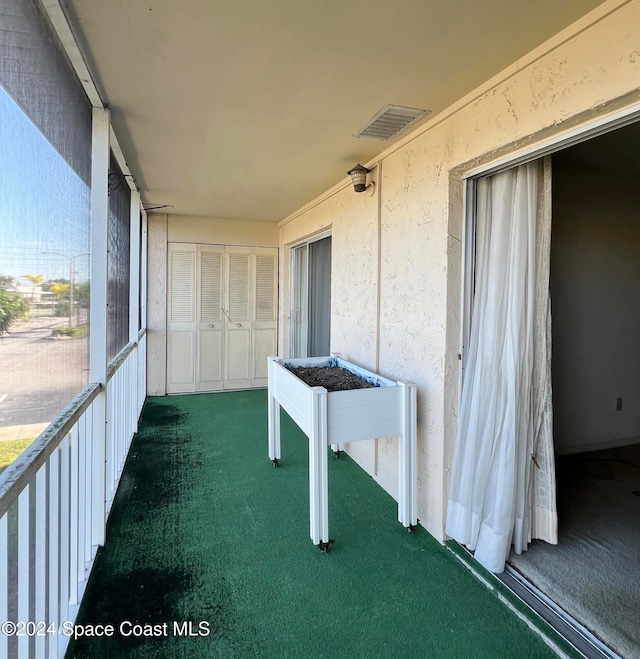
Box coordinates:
[63,0,606,221]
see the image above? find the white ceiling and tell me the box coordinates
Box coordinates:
[63,0,606,222]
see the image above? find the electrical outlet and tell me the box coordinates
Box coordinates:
[616,397,622,411]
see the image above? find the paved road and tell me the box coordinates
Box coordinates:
[0,316,89,431]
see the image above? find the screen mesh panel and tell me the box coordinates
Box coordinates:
[0,0,92,450]
[0,0,92,185]
[107,153,131,361]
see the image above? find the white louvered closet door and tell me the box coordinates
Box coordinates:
[252,248,278,387]
[167,244,197,393]
[168,243,277,393]
[224,247,252,389]
[197,246,225,391]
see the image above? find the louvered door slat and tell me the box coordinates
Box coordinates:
[169,251,195,323]
[200,251,223,322]
[255,253,276,322]
[227,252,250,322]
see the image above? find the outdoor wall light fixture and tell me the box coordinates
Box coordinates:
[347,163,374,194]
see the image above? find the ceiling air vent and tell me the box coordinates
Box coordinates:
[353,105,430,141]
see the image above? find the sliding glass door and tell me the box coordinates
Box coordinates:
[291,235,331,358]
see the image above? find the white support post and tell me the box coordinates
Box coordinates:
[90,107,110,547]
[129,191,141,434]
[309,387,329,546]
[267,357,281,462]
[129,190,141,343]
[398,381,418,528]
[140,211,148,331]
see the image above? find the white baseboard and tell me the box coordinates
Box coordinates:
[555,435,640,455]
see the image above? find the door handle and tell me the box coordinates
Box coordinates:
[209,324,214,328]
[236,323,242,328]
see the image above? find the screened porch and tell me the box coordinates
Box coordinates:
[2,0,638,657]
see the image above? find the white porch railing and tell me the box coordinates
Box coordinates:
[105,341,141,513]
[0,334,146,659]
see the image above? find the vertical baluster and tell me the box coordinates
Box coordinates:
[127,358,132,451]
[119,366,124,465]
[113,379,117,495]
[130,352,136,440]
[123,364,128,463]
[85,406,93,564]
[111,383,116,498]
[35,464,47,659]
[17,487,30,658]
[48,448,60,659]
[77,415,86,584]
[116,373,122,476]
[69,426,79,606]
[106,385,112,507]
[59,436,70,628]
[0,512,8,659]
[127,360,131,447]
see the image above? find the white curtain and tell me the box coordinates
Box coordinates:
[445,159,557,574]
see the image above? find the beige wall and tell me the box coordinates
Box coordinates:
[277,0,640,540]
[551,162,640,454]
[146,213,279,395]
[146,213,167,396]
[167,215,278,247]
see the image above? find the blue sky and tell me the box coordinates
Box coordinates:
[0,85,90,284]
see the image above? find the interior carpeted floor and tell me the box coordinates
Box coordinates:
[68,391,572,658]
[509,444,640,658]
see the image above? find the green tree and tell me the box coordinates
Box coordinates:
[49,282,71,318]
[43,279,70,298]
[0,275,16,289]
[23,273,43,287]
[0,288,29,336]
[49,282,70,300]
[74,280,90,303]
[23,273,44,318]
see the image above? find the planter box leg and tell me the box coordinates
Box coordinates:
[267,357,280,464]
[398,381,418,528]
[309,388,329,547]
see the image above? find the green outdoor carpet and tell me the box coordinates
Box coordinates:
[68,391,571,658]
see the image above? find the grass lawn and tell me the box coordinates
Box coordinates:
[0,437,34,473]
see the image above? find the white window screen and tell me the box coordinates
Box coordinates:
[107,152,132,361]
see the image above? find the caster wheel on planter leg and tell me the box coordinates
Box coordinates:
[318,539,335,553]
[272,458,279,468]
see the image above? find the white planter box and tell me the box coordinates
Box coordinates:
[267,355,417,550]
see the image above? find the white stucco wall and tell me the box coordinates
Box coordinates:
[146,213,279,395]
[277,0,640,541]
[147,213,167,396]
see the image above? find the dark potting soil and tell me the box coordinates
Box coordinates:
[287,365,375,393]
